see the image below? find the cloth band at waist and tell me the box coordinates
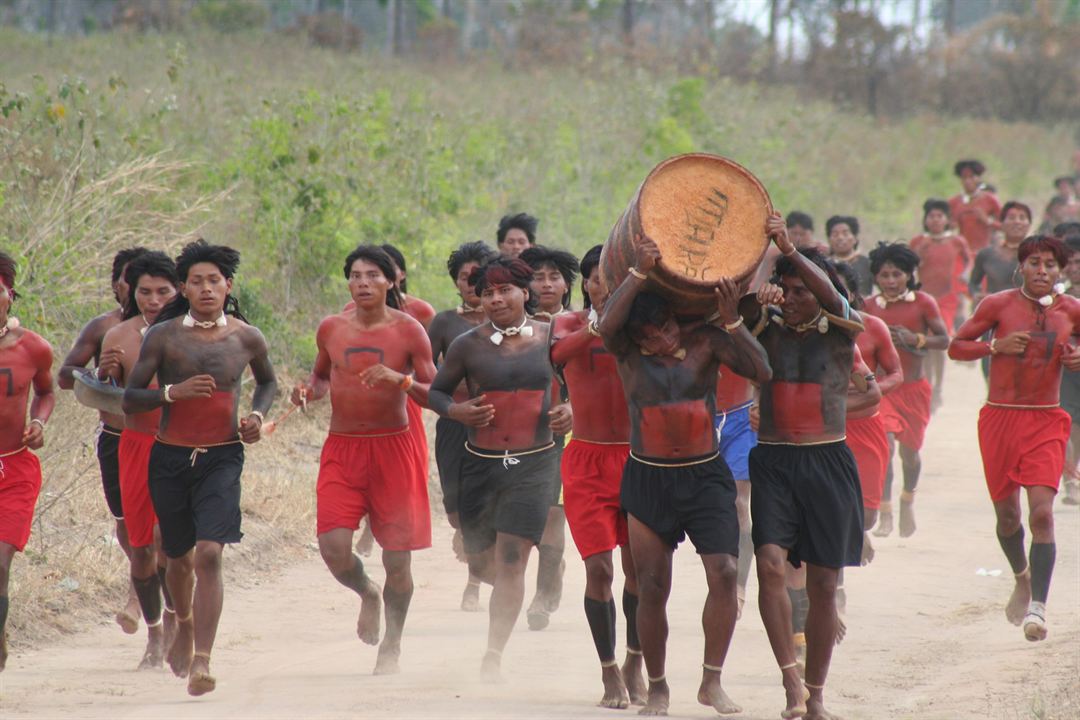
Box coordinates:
[629,450,719,468]
[465,441,555,459]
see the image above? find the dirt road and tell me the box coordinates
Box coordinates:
[2,361,1077,719]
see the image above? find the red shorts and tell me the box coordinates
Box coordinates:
[935,293,960,328]
[316,428,432,551]
[978,405,1070,502]
[845,413,889,510]
[119,429,158,548]
[561,439,629,559]
[880,379,932,451]
[0,447,42,551]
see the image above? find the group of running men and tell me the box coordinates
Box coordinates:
[0,157,1078,720]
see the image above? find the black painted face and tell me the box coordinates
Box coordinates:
[634,317,681,356]
[778,274,821,326]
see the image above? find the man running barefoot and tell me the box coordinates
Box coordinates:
[551,245,644,708]
[428,257,572,681]
[949,235,1080,642]
[746,217,864,720]
[98,251,179,669]
[0,252,55,672]
[428,241,499,612]
[294,245,435,675]
[58,246,147,634]
[598,237,771,717]
[835,262,903,557]
[864,243,950,538]
[948,159,1002,254]
[520,245,579,631]
[969,202,1032,306]
[122,239,276,695]
[496,213,538,259]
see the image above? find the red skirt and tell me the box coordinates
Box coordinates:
[316,428,432,551]
[880,378,932,451]
[119,429,158,548]
[978,405,1070,502]
[561,439,630,559]
[845,413,889,510]
[0,447,42,551]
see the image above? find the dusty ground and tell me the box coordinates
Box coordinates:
[1,361,1077,720]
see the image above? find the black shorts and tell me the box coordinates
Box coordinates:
[434,417,468,516]
[550,438,565,507]
[97,426,123,519]
[148,441,245,559]
[749,441,863,569]
[458,443,558,554]
[620,452,738,556]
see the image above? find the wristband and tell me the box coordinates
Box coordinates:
[30,418,45,430]
[781,246,797,256]
[915,332,927,349]
[400,374,414,392]
[723,316,745,333]
[628,267,648,281]
[163,384,175,403]
[248,410,264,424]
[587,320,601,337]
[989,339,999,355]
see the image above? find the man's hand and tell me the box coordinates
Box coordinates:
[1063,344,1080,371]
[712,278,741,325]
[890,326,918,348]
[633,234,661,275]
[548,403,573,435]
[239,413,263,444]
[756,282,784,307]
[170,374,216,400]
[357,363,405,390]
[290,382,311,408]
[449,395,496,427]
[22,420,44,450]
[994,331,1030,356]
[97,346,124,381]
[766,212,795,255]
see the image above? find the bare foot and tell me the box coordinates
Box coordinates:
[373,643,401,675]
[638,678,669,716]
[599,664,630,709]
[461,581,482,612]
[860,532,875,566]
[0,630,7,672]
[546,558,565,613]
[697,669,741,714]
[356,522,375,557]
[1023,602,1048,642]
[452,528,467,563]
[899,499,916,538]
[480,649,504,684]
[167,616,194,678]
[115,607,140,635]
[187,654,216,696]
[835,613,847,645]
[1063,479,1080,506]
[873,510,893,538]
[805,696,842,719]
[1005,572,1031,626]
[622,653,647,706]
[163,611,178,653]
[780,669,808,718]
[526,594,551,631]
[794,641,806,679]
[835,586,847,616]
[137,626,165,670]
[357,581,383,645]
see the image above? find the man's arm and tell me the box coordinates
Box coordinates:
[57,316,107,388]
[708,277,771,384]
[356,322,437,407]
[968,249,987,300]
[550,316,594,366]
[239,327,277,443]
[292,319,333,405]
[948,296,1008,360]
[871,325,904,395]
[598,236,660,355]
[428,336,493,426]
[22,336,55,449]
[426,313,449,365]
[122,325,216,413]
[847,351,882,413]
[766,213,848,318]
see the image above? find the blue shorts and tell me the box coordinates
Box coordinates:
[715,403,757,481]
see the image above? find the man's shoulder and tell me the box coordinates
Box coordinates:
[81,309,122,337]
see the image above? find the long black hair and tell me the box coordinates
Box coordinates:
[773,247,849,297]
[123,251,178,320]
[345,244,403,310]
[497,213,538,247]
[380,243,408,295]
[831,261,864,310]
[0,250,17,301]
[520,245,579,310]
[156,239,247,324]
[447,241,498,281]
[868,242,921,291]
[579,245,603,309]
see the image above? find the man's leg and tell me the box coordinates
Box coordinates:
[114,518,142,634]
[1023,486,1057,641]
[584,550,629,708]
[450,511,485,612]
[734,480,753,620]
[861,507,877,565]
[187,540,225,696]
[1063,426,1080,505]
[528,506,566,630]
[992,490,1031,625]
[482,532,534,681]
[129,544,165,669]
[785,563,809,675]
[697,552,741,715]
[626,515,672,717]
[164,549,196,679]
[375,549,413,675]
[928,349,945,412]
[355,518,375,557]
[803,563,841,720]
[620,544,647,706]
[874,434,897,537]
[756,544,807,719]
[0,542,16,672]
[898,444,922,538]
[319,528,383,645]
